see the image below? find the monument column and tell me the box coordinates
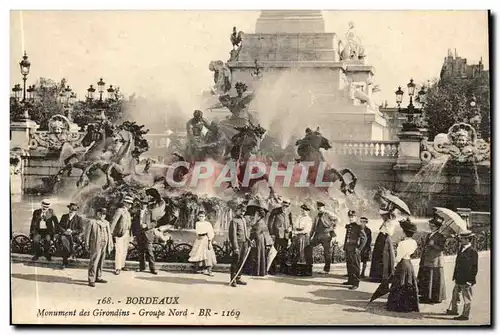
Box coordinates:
[255,10,325,34]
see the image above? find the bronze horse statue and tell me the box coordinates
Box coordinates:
[50,121,136,190]
[293,128,358,194]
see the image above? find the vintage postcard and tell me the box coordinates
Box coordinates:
[9,10,491,326]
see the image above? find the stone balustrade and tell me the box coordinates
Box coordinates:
[330,140,400,158]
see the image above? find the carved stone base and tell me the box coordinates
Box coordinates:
[11,120,39,151]
[396,129,424,167]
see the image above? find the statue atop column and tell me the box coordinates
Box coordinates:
[229,27,244,61]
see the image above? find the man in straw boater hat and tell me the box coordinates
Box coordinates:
[446,231,478,321]
[57,202,85,268]
[110,195,134,275]
[85,207,113,287]
[306,201,338,274]
[228,202,251,287]
[29,199,58,261]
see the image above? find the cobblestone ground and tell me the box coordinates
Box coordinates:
[11,251,490,325]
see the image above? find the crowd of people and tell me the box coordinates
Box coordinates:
[28,193,478,321]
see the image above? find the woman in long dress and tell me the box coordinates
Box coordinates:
[188,210,217,276]
[291,204,313,276]
[417,216,447,304]
[369,206,398,283]
[386,219,419,313]
[249,208,269,276]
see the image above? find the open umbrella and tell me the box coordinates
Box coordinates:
[380,193,411,216]
[433,207,468,237]
[367,277,392,306]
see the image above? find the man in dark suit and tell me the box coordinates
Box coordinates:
[343,210,367,290]
[133,197,157,274]
[446,231,479,321]
[57,202,85,268]
[30,199,58,261]
[306,201,338,274]
[267,199,292,274]
[228,203,251,287]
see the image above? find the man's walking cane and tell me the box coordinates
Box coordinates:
[228,247,252,286]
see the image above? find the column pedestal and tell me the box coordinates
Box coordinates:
[11,119,39,150]
[394,129,424,169]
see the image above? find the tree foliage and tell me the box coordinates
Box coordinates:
[423,73,490,140]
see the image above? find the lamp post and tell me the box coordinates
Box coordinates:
[97,78,105,101]
[469,95,482,139]
[11,52,34,121]
[58,85,76,121]
[19,52,31,102]
[87,78,115,121]
[395,78,426,132]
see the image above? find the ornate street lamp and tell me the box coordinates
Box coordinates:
[395,86,403,105]
[395,78,425,131]
[107,85,115,101]
[58,92,65,105]
[469,95,482,138]
[19,52,31,102]
[69,92,77,105]
[418,86,427,105]
[26,85,35,101]
[87,85,96,100]
[97,78,105,101]
[407,78,416,96]
[12,84,22,102]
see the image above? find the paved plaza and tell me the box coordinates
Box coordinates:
[11,251,490,325]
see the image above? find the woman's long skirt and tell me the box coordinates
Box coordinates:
[417,266,447,303]
[293,234,310,265]
[369,233,395,282]
[386,259,420,312]
[249,233,267,276]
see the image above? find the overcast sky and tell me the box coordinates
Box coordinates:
[10,10,489,109]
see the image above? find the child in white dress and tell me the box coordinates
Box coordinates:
[188,210,217,276]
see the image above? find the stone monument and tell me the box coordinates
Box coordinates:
[221,10,386,141]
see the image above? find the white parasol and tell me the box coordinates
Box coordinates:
[380,193,411,216]
[433,207,468,236]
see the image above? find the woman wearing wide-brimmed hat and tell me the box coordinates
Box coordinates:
[386,219,419,313]
[417,216,447,304]
[369,203,398,283]
[247,200,270,277]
